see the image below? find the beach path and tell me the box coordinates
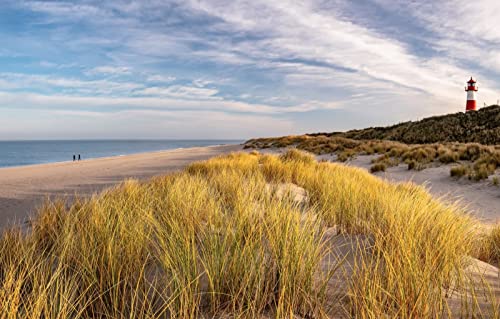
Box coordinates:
[0,144,242,229]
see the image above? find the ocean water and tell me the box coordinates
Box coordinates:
[0,140,242,168]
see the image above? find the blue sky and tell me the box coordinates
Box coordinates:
[0,0,499,139]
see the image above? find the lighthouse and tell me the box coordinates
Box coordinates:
[465,77,478,112]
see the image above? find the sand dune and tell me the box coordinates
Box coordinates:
[0,144,242,229]
[256,148,499,224]
[343,154,500,224]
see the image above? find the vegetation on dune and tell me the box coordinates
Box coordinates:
[476,224,500,266]
[369,162,386,173]
[314,105,500,145]
[245,136,500,181]
[450,165,470,178]
[493,176,499,186]
[0,150,497,318]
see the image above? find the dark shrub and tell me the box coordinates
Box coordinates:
[450,165,468,178]
[370,163,387,173]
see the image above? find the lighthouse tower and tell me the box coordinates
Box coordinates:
[465,77,478,112]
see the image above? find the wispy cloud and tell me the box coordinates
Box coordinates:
[85,66,131,76]
[134,85,220,100]
[0,90,340,114]
[0,73,144,95]
[1,0,499,139]
[146,75,176,83]
[0,107,294,140]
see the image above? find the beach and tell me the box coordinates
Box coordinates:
[0,144,242,229]
[1,143,498,231]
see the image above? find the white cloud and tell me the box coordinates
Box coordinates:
[0,107,294,140]
[192,79,213,87]
[178,0,500,106]
[85,66,131,76]
[50,110,107,117]
[39,61,57,68]
[146,75,176,83]
[0,72,143,95]
[22,1,111,22]
[6,0,500,139]
[0,90,340,114]
[373,0,500,74]
[135,85,220,100]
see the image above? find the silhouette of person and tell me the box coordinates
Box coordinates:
[73,155,76,161]
[78,154,81,161]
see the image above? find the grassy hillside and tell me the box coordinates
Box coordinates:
[245,106,500,181]
[0,150,498,318]
[245,136,500,181]
[316,105,500,145]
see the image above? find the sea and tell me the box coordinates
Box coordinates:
[0,140,243,168]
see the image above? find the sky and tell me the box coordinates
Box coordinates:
[0,0,499,140]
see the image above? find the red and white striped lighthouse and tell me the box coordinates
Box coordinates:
[465,77,478,112]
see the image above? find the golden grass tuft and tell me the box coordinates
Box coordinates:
[278,148,315,165]
[0,149,496,318]
[476,224,500,266]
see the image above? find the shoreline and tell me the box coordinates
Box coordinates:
[0,142,242,171]
[0,144,242,230]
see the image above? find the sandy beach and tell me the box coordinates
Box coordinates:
[0,144,242,229]
[1,144,498,231]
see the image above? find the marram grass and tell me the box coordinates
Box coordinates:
[0,150,496,318]
[245,136,500,181]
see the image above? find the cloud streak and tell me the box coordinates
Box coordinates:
[1,0,499,139]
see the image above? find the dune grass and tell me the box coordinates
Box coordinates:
[245,136,500,181]
[369,163,386,173]
[476,224,500,266]
[0,150,496,318]
[303,104,500,145]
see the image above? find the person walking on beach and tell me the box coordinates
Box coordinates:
[73,155,76,161]
[78,154,81,161]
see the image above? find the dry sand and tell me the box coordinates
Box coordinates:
[0,144,242,229]
[344,155,500,224]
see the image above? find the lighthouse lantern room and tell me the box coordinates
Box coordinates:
[465,77,478,112]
